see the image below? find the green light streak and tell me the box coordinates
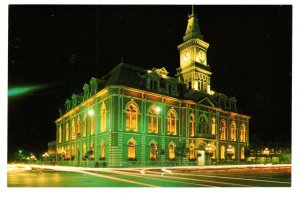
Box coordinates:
[8,85,46,97]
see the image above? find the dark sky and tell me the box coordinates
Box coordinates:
[8,5,292,158]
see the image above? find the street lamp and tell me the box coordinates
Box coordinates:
[262,148,270,164]
[205,143,213,165]
[88,109,94,117]
[226,145,234,164]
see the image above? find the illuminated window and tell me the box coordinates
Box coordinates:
[83,114,87,137]
[211,117,216,135]
[128,140,136,160]
[100,141,105,159]
[230,121,236,141]
[220,120,226,140]
[150,142,158,160]
[126,103,138,131]
[167,110,176,135]
[169,143,175,160]
[100,103,106,132]
[189,144,195,160]
[148,106,158,134]
[77,116,80,134]
[58,126,62,143]
[66,123,69,141]
[240,123,246,142]
[71,119,76,140]
[220,145,225,160]
[189,114,195,137]
[90,116,95,135]
[199,114,208,134]
[241,146,245,160]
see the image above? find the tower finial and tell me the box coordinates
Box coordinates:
[192,5,194,16]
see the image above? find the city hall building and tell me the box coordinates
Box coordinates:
[55,8,250,167]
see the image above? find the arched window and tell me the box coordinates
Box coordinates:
[150,142,158,160]
[128,140,136,160]
[240,123,246,142]
[189,144,195,160]
[199,114,208,134]
[190,114,195,137]
[220,120,226,140]
[167,110,176,135]
[101,103,106,132]
[66,123,69,141]
[211,117,216,135]
[230,121,236,141]
[58,126,62,143]
[77,116,81,135]
[241,146,245,160]
[126,103,138,131]
[100,141,105,160]
[169,143,175,160]
[83,114,87,137]
[148,106,159,134]
[90,116,95,135]
[220,145,225,160]
[71,119,76,140]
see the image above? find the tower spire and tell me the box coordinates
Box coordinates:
[184,5,203,41]
[192,5,194,17]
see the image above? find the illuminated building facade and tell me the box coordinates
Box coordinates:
[55,8,250,167]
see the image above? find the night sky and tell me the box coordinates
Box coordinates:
[8,5,292,159]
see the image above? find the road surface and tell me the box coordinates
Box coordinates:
[7,164,291,187]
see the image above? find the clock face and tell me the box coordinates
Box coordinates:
[197,50,206,65]
[181,51,191,64]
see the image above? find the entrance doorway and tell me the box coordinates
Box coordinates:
[197,150,205,165]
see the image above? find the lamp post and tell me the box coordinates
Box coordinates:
[226,145,234,165]
[205,143,213,165]
[262,148,270,164]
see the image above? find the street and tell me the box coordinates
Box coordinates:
[7,164,291,187]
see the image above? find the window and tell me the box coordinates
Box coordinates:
[169,143,175,160]
[83,114,87,137]
[101,104,106,132]
[167,110,176,135]
[241,146,245,160]
[190,114,195,137]
[211,117,216,135]
[148,106,158,134]
[66,123,69,141]
[240,123,246,142]
[71,119,76,140]
[199,114,208,134]
[100,141,105,160]
[90,116,95,135]
[189,144,195,160]
[90,141,95,160]
[220,120,226,140]
[220,145,225,160]
[58,126,62,143]
[126,103,138,131]
[77,116,81,134]
[128,140,136,160]
[230,121,236,141]
[150,143,158,160]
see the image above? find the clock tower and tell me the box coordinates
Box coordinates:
[176,6,212,94]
